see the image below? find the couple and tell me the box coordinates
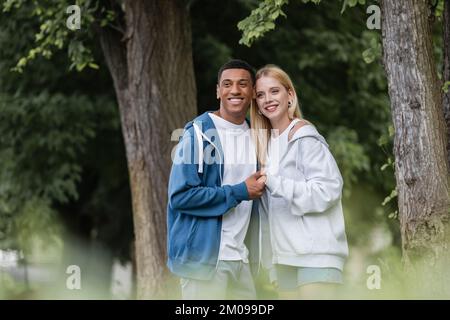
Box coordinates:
[167,59,348,300]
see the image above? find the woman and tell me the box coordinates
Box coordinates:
[251,65,348,299]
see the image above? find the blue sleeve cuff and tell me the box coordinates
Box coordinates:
[231,181,249,202]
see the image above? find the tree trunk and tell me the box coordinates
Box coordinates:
[381,0,450,295]
[444,0,450,168]
[98,0,196,299]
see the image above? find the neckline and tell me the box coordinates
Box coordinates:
[208,112,248,129]
[271,118,300,140]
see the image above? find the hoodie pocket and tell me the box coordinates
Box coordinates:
[270,196,289,211]
[301,214,336,253]
[186,220,199,248]
[270,197,313,255]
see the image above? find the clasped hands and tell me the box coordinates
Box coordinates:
[244,170,267,199]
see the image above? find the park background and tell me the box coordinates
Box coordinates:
[1,0,449,299]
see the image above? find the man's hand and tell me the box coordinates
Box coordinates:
[245,171,266,199]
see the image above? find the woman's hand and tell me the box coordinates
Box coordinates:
[257,174,267,184]
[257,169,267,184]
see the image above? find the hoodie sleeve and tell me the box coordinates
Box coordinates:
[168,126,249,217]
[265,136,343,216]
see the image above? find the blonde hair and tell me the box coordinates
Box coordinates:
[250,64,303,166]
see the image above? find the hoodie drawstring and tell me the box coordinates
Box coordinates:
[193,121,223,185]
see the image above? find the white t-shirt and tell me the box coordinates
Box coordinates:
[265,119,300,176]
[208,113,257,262]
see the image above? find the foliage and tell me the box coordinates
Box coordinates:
[0,0,132,261]
[327,127,370,197]
[238,0,322,47]
[238,0,377,47]
[362,31,382,64]
[238,0,289,47]
[1,0,117,72]
[340,0,367,14]
[0,91,99,249]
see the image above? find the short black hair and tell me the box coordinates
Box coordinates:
[217,59,256,85]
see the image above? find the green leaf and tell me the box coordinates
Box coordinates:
[238,0,289,47]
[362,48,375,64]
[88,63,99,70]
[388,210,398,219]
[382,189,397,206]
[388,125,395,137]
[443,81,450,93]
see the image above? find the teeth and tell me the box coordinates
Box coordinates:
[266,106,277,111]
[229,98,243,105]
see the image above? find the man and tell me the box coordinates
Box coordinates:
[167,59,265,299]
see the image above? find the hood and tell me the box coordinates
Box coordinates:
[289,124,329,148]
[186,111,224,177]
[183,111,217,132]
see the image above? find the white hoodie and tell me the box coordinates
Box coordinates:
[260,123,349,271]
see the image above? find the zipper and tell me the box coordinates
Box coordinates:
[258,199,262,274]
[194,126,223,271]
[268,195,277,263]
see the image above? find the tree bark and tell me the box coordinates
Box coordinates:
[99,0,196,299]
[381,0,450,295]
[444,0,450,168]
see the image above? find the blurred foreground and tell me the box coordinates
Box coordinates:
[1,185,449,300]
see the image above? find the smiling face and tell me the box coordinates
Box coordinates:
[216,68,254,123]
[255,75,293,123]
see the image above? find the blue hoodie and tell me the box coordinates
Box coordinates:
[167,111,260,280]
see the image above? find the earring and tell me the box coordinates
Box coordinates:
[288,101,292,107]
